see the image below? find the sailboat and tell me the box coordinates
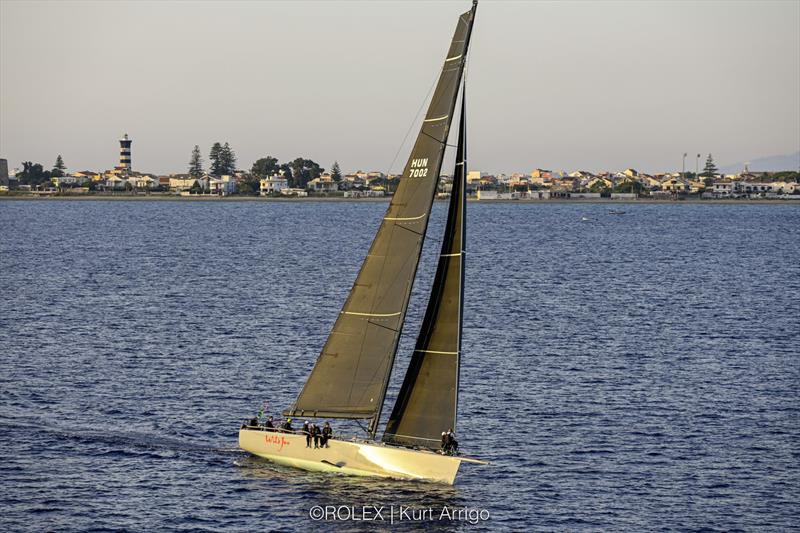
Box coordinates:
[239,1,484,485]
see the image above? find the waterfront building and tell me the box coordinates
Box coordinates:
[479,175,497,187]
[586,176,613,190]
[366,171,386,184]
[660,177,690,193]
[688,179,706,194]
[341,174,367,190]
[568,170,595,180]
[307,174,338,193]
[104,175,128,190]
[344,189,385,198]
[169,177,198,192]
[623,168,639,178]
[51,175,90,188]
[205,175,236,195]
[280,187,308,197]
[260,175,288,195]
[128,174,159,190]
[640,175,662,190]
[72,171,103,182]
[551,177,576,193]
[530,169,553,185]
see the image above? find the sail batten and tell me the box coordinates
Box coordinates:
[284,5,477,429]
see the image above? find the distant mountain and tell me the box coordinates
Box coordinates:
[719,151,800,174]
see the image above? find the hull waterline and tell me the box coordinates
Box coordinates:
[239,428,463,485]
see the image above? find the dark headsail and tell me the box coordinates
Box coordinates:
[284,3,477,435]
[382,85,468,449]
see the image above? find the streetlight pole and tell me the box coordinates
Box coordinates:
[682,152,687,181]
[696,153,700,181]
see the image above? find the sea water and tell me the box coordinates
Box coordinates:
[1,200,798,531]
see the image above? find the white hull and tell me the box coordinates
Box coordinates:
[239,428,464,484]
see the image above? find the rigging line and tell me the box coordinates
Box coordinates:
[384,71,440,178]
[420,129,449,146]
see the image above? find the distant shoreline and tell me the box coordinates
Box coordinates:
[1,194,799,205]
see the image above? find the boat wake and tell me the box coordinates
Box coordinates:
[0,416,242,459]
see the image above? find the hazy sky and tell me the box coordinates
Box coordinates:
[1,0,798,175]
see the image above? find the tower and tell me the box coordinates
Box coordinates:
[119,133,132,172]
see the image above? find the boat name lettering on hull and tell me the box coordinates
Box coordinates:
[265,434,291,451]
[409,158,429,178]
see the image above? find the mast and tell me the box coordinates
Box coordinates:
[382,80,468,449]
[284,3,477,437]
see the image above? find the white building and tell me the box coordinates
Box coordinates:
[169,177,199,192]
[281,188,308,197]
[307,174,338,192]
[208,175,236,195]
[51,175,89,188]
[260,175,289,195]
[128,175,159,190]
[344,189,385,198]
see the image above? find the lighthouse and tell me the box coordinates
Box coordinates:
[119,133,132,172]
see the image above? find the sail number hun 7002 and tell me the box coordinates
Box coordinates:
[409,158,429,178]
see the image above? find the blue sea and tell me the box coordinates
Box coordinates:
[1,199,798,531]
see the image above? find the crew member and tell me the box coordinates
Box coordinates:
[311,423,320,449]
[447,429,459,455]
[248,416,259,428]
[302,421,311,447]
[264,416,274,430]
[281,418,293,432]
[321,422,332,448]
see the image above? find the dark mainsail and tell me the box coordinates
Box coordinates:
[285,3,477,435]
[382,86,468,449]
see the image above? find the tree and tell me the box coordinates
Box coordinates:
[289,157,323,189]
[236,173,261,196]
[219,142,236,176]
[17,161,50,186]
[589,180,609,193]
[331,161,342,182]
[189,145,203,178]
[209,142,223,176]
[251,156,279,178]
[280,163,293,186]
[772,171,800,183]
[613,180,643,194]
[52,155,66,177]
[701,154,718,178]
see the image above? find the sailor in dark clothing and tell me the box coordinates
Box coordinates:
[302,421,311,447]
[440,430,459,455]
[248,416,259,428]
[281,418,293,432]
[264,416,274,430]
[321,422,332,448]
[311,423,320,449]
[447,429,458,455]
